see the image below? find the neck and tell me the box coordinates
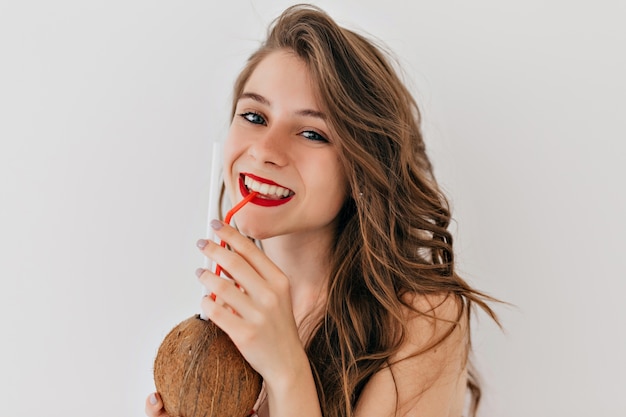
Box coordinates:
[260,229,334,328]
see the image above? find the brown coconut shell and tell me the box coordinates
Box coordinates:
[154,315,262,417]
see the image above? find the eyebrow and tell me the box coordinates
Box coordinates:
[239,91,327,120]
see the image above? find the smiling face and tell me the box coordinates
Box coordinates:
[223,50,347,242]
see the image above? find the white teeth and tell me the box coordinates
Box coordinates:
[243,175,292,198]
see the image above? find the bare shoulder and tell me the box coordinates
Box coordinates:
[354,293,469,417]
[400,292,468,354]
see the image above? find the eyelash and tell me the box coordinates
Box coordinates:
[238,111,329,143]
[240,111,266,126]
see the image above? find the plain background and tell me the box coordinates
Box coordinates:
[1,1,625,416]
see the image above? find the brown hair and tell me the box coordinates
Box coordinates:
[229,4,498,416]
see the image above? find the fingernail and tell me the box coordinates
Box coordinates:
[210,219,223,230]
[196,239,208,249]
[195,268,204,277]
[149,393,157,405]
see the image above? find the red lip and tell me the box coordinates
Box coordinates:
[239,175,294,207]
[243,173,283,187]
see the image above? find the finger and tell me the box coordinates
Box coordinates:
[200,292,252,345]
[209,220,284,284]
[197,238,268,296]
[198,269,257,318]
[145,392,169,417]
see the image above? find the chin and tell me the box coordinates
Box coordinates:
[234,218,273,241]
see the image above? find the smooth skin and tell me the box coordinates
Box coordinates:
[146,51,468,417]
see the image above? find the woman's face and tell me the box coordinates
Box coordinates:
[223,50,347,241]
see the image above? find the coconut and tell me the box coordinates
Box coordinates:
[154,315,262,417]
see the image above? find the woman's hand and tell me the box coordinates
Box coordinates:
[195,220,307,383]
[144,393,169,417]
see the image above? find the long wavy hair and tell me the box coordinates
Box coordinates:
[227,4,499,417]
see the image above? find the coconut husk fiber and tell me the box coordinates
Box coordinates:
[154,315,262,417]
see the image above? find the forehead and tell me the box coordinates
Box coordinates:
[242,50,319,107]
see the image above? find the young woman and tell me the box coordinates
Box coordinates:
[146,4,497,417]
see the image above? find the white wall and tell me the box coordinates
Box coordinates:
[1,1,624,416]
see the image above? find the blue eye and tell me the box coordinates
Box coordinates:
[240,112,266,125]
[301,130,328,143]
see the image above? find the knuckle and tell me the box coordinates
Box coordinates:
[275,276,291,294]
[212,277,232,293]
[236,326,257,347]
[259,291,279,310]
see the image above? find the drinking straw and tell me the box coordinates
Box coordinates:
[201,141,223,319]
[202,141,259,309]
[214,190,259,277]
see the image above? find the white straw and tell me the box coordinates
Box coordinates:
[200,141,223,319]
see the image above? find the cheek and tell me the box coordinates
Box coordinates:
[223,123,249,163]
[223,129,237,162]
[313,161,347,213]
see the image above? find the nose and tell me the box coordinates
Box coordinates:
[247,125,289,167]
